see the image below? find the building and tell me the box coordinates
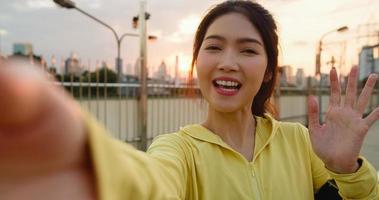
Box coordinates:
[320,73,330,87]
[13,43,33,56]
[175,55,179,85]
[359,44,379,81]
[64,52,82,76]
[295,68,306,89]
[134,58,140,77]
[279,65,294,86]
[154,60,172,82]
[126,63,133,75]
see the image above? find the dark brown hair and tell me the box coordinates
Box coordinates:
[189,0,278,117]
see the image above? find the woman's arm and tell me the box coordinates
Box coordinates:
[147,133,190,199]
[0,60,171,200]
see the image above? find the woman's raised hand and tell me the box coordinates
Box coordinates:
[307,66,379,174]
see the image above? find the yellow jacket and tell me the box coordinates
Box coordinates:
[147,114,379,199]
[85,114,171,200]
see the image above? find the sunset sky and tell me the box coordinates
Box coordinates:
[0,0,378,77]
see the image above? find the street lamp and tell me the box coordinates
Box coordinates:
[54,0,157,147]
[53,0,156,80]
[315,25,348,122]
[315,26,348,76]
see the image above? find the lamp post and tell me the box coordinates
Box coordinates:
[315,26,348,76]
[54,0,157,146]
[137,0,148,151]
[315,26,348,122]
[53,0,156,81]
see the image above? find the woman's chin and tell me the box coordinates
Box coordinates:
[210,103,246,114]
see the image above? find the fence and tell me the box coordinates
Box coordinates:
[59,80,379,150]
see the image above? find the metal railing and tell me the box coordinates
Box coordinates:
[56,78,379,149]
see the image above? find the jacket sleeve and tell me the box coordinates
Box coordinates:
[326,157,379,199]
[300,124,379,199]
[83,111,173,200]
[147,133,189,199]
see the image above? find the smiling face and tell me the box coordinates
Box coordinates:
[196,13,268,113]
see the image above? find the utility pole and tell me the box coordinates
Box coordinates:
[138,0,148,151]
[315,26,348,123]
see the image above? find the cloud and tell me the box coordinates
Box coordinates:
[12,0,55,11]
[0,14,11,22]
[292,40,308,47]
[78,0,103,9]
[165,15,200,43]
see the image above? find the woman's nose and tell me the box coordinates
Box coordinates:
[217,49,238,72]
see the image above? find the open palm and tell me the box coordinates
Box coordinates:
[308,67,379,173]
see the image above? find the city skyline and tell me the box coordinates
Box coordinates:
[0,0,378,77]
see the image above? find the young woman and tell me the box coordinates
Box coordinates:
[147,1,379,199]
[1,1,378,200]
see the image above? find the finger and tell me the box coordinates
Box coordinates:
[0,60,87,177]
[308,95,321,131]
[329,67,341,106]
[344,66,358,108]
[364,107,379,128]
[0,61,46,127]
[356,74,378,114]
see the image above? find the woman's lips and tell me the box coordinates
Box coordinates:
[214,86,239,96]
[212,77,241,96]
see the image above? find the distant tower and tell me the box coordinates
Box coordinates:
[134,58,140,77]
[154,60,168,81]
[51,55,57,68]
[295,68,305,88]
[126,63,133,75]
[48,55,57,76]
[65,52,80,76]
[175,55,179,85]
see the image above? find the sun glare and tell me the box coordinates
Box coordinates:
[178,54,191,75]
[179,15,201,35]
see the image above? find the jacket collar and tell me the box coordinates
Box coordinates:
[180,113,279,162]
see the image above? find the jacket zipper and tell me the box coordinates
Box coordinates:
[251,168,262,200]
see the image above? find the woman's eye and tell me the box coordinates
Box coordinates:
[205,46,222,51]
[241,49,257,55]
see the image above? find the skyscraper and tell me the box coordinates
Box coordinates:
[359,45,379,81]
[64,52,81,76]
[13,43,33,56]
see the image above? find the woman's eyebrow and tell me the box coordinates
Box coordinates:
[236,38,263,46]
[204,35,262,46]
[204,35,225,41]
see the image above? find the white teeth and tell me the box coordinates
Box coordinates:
[215,80,239,87]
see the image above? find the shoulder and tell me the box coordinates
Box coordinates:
[260,113,308,134]
[147,127,196,154]
[261,113,311,144]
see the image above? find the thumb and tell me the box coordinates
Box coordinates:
[0,62,46,127]
[0,60,87,178]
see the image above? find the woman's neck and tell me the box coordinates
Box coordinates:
[202,107,256,161]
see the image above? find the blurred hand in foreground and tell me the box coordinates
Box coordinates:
[0,60,96,200]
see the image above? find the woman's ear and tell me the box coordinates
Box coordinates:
[263,70,272,83]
